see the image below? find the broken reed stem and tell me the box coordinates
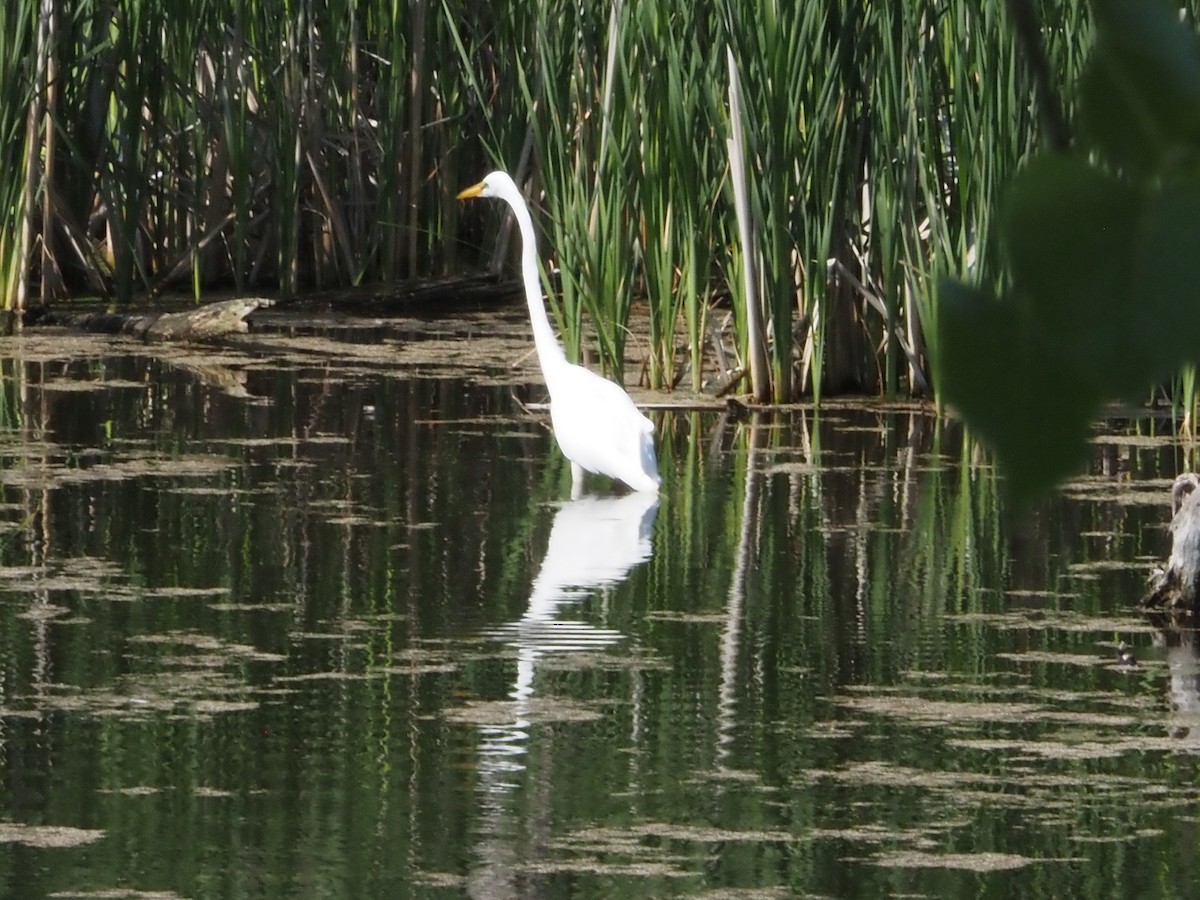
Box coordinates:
[726,46,770,404]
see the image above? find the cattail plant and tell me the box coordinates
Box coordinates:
[0,0,1103,408]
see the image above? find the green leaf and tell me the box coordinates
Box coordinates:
[1003,155,1200,397]
[1000,156,1139,394]
[937,279,1100,499]
[940,152,1200,498]
[1079,0,1200,171]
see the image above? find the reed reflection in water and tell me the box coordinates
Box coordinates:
[0,329,1196,899]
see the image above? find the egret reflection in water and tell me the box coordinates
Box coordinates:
[475,490,659,788]
[468,491,659,898]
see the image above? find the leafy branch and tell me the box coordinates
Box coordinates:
[938,0,1200,497]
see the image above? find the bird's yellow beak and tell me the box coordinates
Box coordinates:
[456,182,485,200]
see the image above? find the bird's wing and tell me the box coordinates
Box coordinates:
[549,365,659,490]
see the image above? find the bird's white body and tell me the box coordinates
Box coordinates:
[547,362,660,493]
[459,171,660,495]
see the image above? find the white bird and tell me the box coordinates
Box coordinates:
[457,171,660,496]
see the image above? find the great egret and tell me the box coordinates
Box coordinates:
[457,171,660,495]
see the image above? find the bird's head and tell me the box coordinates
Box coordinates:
[456,170,515,202]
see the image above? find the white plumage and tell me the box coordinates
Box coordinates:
[458,171,660,495]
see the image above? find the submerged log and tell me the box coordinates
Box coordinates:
[1144,473,1200,612]
[32,297,274,342]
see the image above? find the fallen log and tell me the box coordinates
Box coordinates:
[1144,473,1200,612]
[16,276,523,340]
[40,297,274,342]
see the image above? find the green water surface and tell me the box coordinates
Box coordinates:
[0,317,1192,899]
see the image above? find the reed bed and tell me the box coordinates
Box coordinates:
[2,0,1108,400]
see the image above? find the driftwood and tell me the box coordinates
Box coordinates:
[1144,473,1200,612]
[37,297,274,342]
[15,276,525,341]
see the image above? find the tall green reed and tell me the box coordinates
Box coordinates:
[2,0,34,309]
[1,0,1100,408]
[720,0,853,403]
[3,0,511,306]
[633,3,722,392]
[509,0,638,379]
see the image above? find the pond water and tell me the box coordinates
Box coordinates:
[0,308,1195,899]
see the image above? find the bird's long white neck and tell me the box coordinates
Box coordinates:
[504,188,568,379]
